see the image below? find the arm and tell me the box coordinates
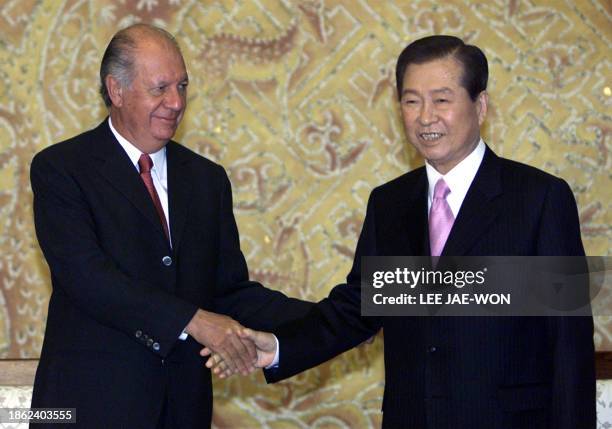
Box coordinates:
[212,170,313,329]
[189,166,312,374]
[261,190,383,382]
[537,178,595,428]
[205,187,384,378]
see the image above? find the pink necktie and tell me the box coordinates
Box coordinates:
[429,178,454,257]
[138,154,170,242]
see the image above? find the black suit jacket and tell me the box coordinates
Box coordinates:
[266,147,595,429]
[30,120,311,428]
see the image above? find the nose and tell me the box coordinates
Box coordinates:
[164,86,185,111]
[418,101,436,125]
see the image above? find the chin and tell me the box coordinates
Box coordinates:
[418,147,449,162]
[153,129,176,141]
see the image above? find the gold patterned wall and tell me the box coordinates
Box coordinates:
[0,0,610,426]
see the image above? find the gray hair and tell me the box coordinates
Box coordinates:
[99,24,181,107]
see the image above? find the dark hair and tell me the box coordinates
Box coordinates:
[99,24,180,107]
[395,35,488,101]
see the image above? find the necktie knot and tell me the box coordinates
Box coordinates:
[433,178,450,200]
[138,154,153,174]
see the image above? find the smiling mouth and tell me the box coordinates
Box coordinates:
[156,117,178,124]
[419,132,444,141]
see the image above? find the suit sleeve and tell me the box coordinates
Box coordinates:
[31,152,197,358]
[212,169,314,329]
[264,190,383,383]
[537,178,596,428]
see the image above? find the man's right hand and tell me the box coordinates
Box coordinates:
[185,309,257,375]
[201,328,277,378]
[240,328,277,367]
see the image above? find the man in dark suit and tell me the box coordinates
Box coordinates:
[30,24,310,428]
[214,35,595,428]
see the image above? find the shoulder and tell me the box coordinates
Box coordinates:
[370,166,426,202]
[166,141,230,186]
[167,141,223,170]
[31,125,101,171]
[496,155,571,196]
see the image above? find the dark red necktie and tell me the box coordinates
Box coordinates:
[138,154,170,242]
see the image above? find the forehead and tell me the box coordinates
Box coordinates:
[402,57,464,90]
[132,37,187,79]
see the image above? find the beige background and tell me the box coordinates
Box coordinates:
[0,0,610,427]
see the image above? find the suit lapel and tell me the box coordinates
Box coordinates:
[91,120,168,241]
[408,170,430,256]
[389,169,429,256]
[166,142,193,253]
[442,146,503,256]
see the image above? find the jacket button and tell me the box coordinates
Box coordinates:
[153,342,160,351]
[428,346,437,353]
[147,338,154,347]
[162,256,172,266]
[135,330,142,338]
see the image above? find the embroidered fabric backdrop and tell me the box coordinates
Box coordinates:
[0,0,610,426]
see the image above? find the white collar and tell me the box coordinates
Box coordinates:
[425,139,486,215]
[108,117,166,176]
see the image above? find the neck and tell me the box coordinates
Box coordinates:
[109,110,166,154]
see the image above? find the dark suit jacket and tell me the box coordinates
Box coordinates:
[266,147,595,429]
[30,120,311,428]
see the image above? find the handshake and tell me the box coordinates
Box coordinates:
[185,309,277,378]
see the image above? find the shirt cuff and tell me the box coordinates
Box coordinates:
[265,335,280,369]
[178,329,188,341]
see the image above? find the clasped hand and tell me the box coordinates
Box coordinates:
[185,309,263,376]
[198,326,377,378]
[201,328,277,378]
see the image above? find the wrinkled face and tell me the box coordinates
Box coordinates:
[400,56,487,174]
[108,37,188,153]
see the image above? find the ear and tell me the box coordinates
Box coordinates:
[105,75,124,107]
[476,91,488,126]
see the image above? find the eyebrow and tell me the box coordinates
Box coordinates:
[432,87,453,94]
[150,76,189,86]
[401,89,419,97]
[401,87,454,97]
